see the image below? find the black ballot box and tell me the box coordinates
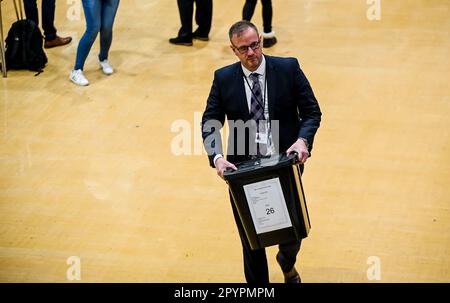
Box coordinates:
[223,153,311,250]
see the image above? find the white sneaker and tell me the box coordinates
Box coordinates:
[99,59,114,75]
[70,69,89,86]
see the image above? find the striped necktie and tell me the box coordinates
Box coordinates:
[249,73,264,122]
[249,73,267,156]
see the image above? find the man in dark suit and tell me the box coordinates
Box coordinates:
[23,0,72,48]
[201,20,321,283]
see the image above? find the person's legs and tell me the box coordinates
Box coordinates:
[230,193,270,284]
[177,0,194,38]
[193,0,212,38]
[242,243,269,284]
[39,0,72,47]
[242,0,257,21]
[260,0,276,48]
[74,0,101,71]
[71,0,101,85]
[170,0,194,45]
[23,0,39,25]
[41,0,57,41]
[276,240,301,283]
[276,165,304,282]
[277,241,301,272]
[99,0,120,62]
[260,0,272,34]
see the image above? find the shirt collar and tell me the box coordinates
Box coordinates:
[241,55,266,78]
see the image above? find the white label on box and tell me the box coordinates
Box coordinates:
[243,177,292,234]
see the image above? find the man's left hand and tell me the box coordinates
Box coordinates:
[286,138,309,164]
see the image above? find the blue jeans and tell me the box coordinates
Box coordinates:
[74,0,120,70]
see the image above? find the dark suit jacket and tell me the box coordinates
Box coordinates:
[202,55,322,167]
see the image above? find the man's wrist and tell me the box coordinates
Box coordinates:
[213,154,223,167]
[299,137,309,149]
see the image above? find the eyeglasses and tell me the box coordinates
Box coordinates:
[232,40,261,54]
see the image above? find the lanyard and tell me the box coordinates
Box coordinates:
[244,74,272,148]
[244,75,267,113]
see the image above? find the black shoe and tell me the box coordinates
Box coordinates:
[192,28,210,41]
[263,37,277,48]
[284,269,301,283]
[169,36,193,46]
[192,32,209,41]
[276,252,301,283]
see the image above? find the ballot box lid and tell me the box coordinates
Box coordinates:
[223,153,298,181]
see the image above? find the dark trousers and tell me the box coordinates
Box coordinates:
[229,193,301,284]
[177,0,212,38]
[242,0,273,34]
[23,0,57,41]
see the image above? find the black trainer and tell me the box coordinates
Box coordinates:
[263,37,277,48]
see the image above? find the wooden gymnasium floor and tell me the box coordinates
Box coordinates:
[0,0,449,282]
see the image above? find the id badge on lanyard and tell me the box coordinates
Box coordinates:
[245,75,270,146]
[255,130,268,144]
[255,118,269,145]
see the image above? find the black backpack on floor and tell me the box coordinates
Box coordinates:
[5,19,47,73]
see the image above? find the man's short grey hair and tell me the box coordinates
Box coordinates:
[228,20,259,41]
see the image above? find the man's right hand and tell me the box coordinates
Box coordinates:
[215,157,237,179]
